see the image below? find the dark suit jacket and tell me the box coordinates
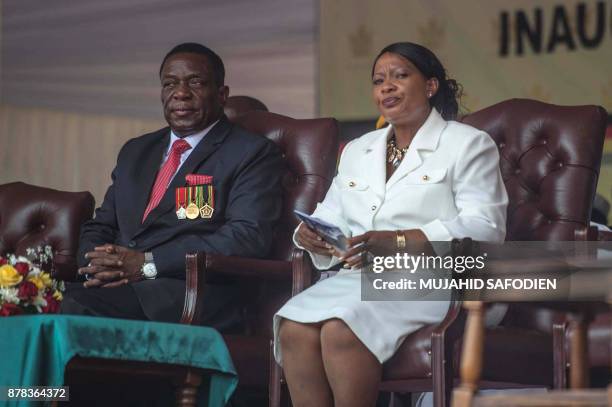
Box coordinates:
[78,115,284,322]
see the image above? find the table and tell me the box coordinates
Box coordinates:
[0,314,237,407]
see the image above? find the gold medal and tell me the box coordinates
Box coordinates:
[185,202,200,219]
[200,204,214,219]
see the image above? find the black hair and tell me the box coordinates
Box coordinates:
[372,42,462,120]
[159,42,225,87]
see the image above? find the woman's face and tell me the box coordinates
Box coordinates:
[372,52,436,126]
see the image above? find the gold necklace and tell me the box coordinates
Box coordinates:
[387,135,409,169]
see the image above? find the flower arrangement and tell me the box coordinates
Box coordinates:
[0,246,65,316]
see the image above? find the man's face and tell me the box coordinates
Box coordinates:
[160,52,228,137]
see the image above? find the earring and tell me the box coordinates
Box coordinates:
[427,92,432,97]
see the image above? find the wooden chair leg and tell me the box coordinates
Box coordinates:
[432,337,454,407]
[268,355,281,407]
[568,315,590,389]
[175,369,203,407]
[452,301,485,407]
[268,342,291,407]
[552,322,568,389]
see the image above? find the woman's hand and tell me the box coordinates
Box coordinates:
[337,229,430,269]
[295,223,335,256]
[349,231,397,256]
[336,231,396,269]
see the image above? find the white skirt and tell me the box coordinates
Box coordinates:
[273,269,451,365]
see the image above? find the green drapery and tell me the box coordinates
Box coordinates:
[0,315,237,406]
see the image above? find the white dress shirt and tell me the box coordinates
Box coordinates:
[162,120,219,181]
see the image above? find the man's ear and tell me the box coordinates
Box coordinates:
[218,85,230,106]
[427,78,439,97]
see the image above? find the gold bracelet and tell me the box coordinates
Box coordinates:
[396,230,406,249]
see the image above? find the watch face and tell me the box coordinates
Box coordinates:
[143,263,157,278]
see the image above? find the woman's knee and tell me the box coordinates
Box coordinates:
[278,319,320,352]
[320,319,361,353]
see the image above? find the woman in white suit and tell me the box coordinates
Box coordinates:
[274,42,508,407]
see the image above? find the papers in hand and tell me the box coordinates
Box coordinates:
[294,210,348,251]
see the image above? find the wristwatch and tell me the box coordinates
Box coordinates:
[141,252,157,280]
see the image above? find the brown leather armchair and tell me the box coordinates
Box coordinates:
[269,99,608,407]
[0,182,95,280]
[180,110,339,399]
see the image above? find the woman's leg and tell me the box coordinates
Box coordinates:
[278,319,333,407]
[320,319,382,407]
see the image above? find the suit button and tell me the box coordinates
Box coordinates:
[349,181,356,187]
[128,240,136,248]
[371,205,377,211]
[422,175,429,181]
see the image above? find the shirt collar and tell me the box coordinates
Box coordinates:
[168,119,220,151]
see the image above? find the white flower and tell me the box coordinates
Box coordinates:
[0,287,20,304]
[31,294,47,311]
[28,266,41,277]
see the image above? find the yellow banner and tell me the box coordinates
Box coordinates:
[320,0,612,120]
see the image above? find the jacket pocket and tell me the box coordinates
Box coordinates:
[403,168,447,185]
[334,174,369,191]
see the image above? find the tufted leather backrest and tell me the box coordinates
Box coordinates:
[232,111,339,261]
[224,95,268,121]
[461,99,607,241]
[462,99,607,333]
[0,182,95,281]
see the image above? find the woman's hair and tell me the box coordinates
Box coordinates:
[372,42,462,120]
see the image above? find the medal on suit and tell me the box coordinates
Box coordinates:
[185,186,200,219]
[175,187,188,219]
[200,184,214,219]
[200,204,213,219]
[186,203,199,219]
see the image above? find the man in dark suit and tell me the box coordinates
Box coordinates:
[60,43,283,327]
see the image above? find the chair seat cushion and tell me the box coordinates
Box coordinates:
[383,324,553,386]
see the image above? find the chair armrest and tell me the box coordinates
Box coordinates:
[597,229,612,241]
[575,225,612,241]
[290,248,316,296]
[574,225,600,241]
[428,237,479,396]
[180,252,292,325]
[197,253,293,280]
[180,248,317,325]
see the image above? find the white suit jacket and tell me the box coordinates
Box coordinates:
[297,108,508,270]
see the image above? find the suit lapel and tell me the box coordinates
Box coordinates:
[133,117,233,237]
[361,127,389,200]
[386,109,447,189]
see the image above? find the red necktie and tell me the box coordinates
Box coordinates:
[142,139,191,222]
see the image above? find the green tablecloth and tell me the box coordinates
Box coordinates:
[0,314,237,407]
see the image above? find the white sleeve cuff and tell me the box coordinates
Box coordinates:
[419,219,454,242]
